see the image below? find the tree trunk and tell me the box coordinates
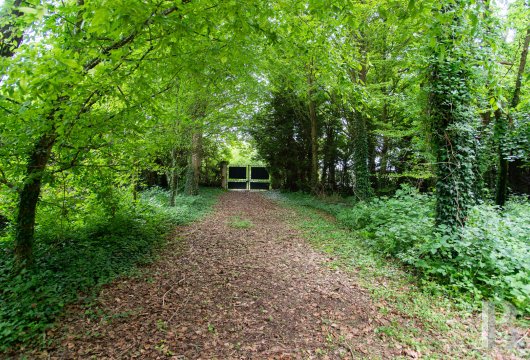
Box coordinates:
[220,161,228,190]
[321,120,338,193]
[169,147,179,206]
[192,131,202,192]
[510,28,530,109]
[379,136,389,176]
[347,37,373,201]
[15,131,57,266]
[494,108,509,207]
[185,131,202,195]
[495,28,530,207]
[352,110,372,200]
[307,64,319,194]
[351,71,372,200]
[131,163,138,202]
[429,2,477,228]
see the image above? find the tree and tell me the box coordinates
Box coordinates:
[426,1,480,228]
[495,26,530,206]
[0,0,268,266]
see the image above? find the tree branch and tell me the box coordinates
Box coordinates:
[83,2,189,72]
[0,166,17,191]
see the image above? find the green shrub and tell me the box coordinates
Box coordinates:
[0,187,221,353]
[406,201,530,313]
[283,187,530,314]
[336,186,435,256]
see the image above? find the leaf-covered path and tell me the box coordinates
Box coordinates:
[45,192,446,358]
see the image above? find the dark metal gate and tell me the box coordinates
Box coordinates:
[226,165,270,191]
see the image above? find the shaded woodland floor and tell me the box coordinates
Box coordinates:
[25,192,522,359]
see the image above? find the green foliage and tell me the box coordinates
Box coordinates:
[249,88,314,191]
[0,0,529,352]
[425,0,481,228]
[337,186,434,256]
[276,191,488,357]
[228,216,254,229]
[407,199,530,313]
[283,187,530,314]
[504,112,530,164]
[0,187,221,353]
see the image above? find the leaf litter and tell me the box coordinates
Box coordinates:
[23,192,526,359]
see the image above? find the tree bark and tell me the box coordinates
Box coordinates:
[511,28,530,109]
[185,131,202,195]
[14,131,57,266]
[169,147,179,206]
[429,2,477,228]
[131,162,138,201]
[494,108,509,207]
[220,161,228,190]
[495,27,530,207]
[307,63,319,194]
[192,131,202,193]
[349,52,372,200]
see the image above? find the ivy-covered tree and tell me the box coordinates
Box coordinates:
[426,0,480,229]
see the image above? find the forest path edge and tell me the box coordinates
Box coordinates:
[25,191,521,359]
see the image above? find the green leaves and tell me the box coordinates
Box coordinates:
[18,7,38,15]
[0,187,222,352]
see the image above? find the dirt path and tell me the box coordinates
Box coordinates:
[46,192,415,359]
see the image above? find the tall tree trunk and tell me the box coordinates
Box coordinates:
[495,28,530,207]
[185,131,202,195]
[169,147,179,206]
[510,28,530,109]
[192,131,202,192]
[429,1,477,228]
[321,121,336,192]
[379,136,389,178]
[131,162,138,202]
[349,53,372,200]
[220,161,228,189]
[346,34,373,201]
[352,110,372,200]
[494,108,509,207]
[329,160,336,191]
[307,64,319,194]
[15,131,57,266]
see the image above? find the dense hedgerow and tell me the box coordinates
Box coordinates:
[284,187,530,314]
[0,187,221,353]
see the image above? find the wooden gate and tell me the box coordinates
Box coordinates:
[225,165,270,191]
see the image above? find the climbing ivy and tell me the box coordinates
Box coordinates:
[426,1,481,229]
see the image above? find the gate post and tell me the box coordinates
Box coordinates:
[247,165,251,190]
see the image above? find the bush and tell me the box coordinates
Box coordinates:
[0,187,221,353]
[406,200,530,313]
[285,186,530,314]
[336,186,435,256]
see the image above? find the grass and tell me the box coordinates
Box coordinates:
[270,191,526,359]
[228,215,254,229]
[0,187,222,354]
[278,190,530,315]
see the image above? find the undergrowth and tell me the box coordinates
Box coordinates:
[276,195,482,357]
[279,187,530,316]
[0,187,221,353]
[275,189,529,357]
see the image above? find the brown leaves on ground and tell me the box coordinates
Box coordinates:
[24,192,512,359]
